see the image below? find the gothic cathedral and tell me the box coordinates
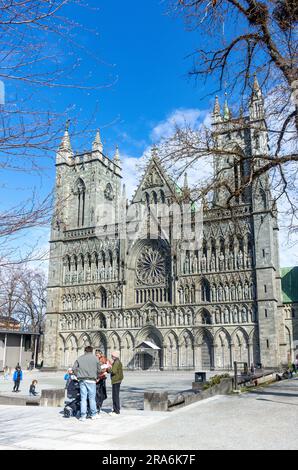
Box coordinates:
[44,78,290,370]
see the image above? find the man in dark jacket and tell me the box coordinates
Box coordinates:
[73,346,101,421]
[109,351,124,415]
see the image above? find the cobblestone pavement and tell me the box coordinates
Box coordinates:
[0,377,297,450]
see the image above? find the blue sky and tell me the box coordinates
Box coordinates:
[1,0,297,268]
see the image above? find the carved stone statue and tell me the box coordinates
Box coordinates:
[218,285,223,301]
[225,284,230,301]
[237,250,244,269]
[201,254,206,271]
[210,254,215,271]
[244,283,249,299]
[219,252,225,271]
[228,252,234,270]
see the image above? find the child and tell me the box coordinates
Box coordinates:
[12,366,23,392]
[29,380,39,396]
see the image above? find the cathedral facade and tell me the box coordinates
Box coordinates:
[44,79,292,370]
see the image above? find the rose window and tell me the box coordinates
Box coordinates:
[136,246,167,285]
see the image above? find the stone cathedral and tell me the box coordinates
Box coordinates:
[44,78,294,371]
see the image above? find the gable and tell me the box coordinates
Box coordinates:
[131,156,179,204]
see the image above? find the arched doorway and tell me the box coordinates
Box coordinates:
[134,328,163,370]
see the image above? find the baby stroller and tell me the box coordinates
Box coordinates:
[63,378,81,418]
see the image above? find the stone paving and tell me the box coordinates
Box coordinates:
[0,369,216,409]
[0,375,297,450]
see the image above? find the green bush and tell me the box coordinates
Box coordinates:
[202,373,230,390]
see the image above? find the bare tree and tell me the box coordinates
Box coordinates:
[0,265,22,318]
[0,265,46,332]
[15,269,47,333]
[0,1,112,260]
[162,0,298,229]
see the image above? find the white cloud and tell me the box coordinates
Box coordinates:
[151,108,209,142]
[121,153,144,201]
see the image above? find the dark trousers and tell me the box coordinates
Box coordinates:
[112,382,121,414]
[13,380,20,391]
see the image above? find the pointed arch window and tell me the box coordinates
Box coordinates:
[75,178,86,227]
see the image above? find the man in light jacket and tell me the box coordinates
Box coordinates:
[73,346,101,421]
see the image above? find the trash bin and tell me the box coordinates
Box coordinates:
[195,372,206,383]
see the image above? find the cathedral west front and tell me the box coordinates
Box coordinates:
[44,78,294,371]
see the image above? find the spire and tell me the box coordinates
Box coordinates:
[183,171,190,200]
[92,129,103,153]
[249,73,264,120]
[122,183,126,198]
[252,73,262,96]
[114,145,120,164]
[57,119,73,163]
[213,96,221,115]
[151,145,159,160]
[59,120,71,150]
[223,93,230,121]
[212,95,222,124]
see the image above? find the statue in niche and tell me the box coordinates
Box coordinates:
[212,285,217,302]
[219,252,225,271]
[224,284,230,301]
[215,308,221,324]
[218,285,223,301]
[237,250,244,269]
[230,284,236,300]
[228,252,234,270]
[237,283,243,300]
[210,254,215,271]
[192,255,198,273]
[241,307,248,323]
[233,307,238,323]
[249,283,254,299]
[244,283,249,299]
[224,307,229,323]
[201,254,206,271]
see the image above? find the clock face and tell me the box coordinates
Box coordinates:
[104,183,114,201]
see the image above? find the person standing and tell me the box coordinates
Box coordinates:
[109,351,123,416]
[95,349,103,361]
[96,355,111,413]
[72,346,101,422]
[12,366,23,392]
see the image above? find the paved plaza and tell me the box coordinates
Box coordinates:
[0,369,211,409]
[0,372,297,450]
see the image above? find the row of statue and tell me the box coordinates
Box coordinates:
[62,290,122,311]
[201,280,254,302]
[182,249,252,274]
[60,303,255,331]
[64,266,119,284]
